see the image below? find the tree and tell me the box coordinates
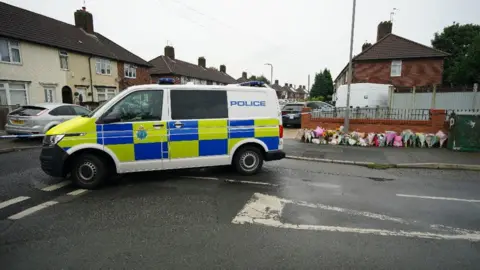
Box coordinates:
[309,68,334,99]
[432,23,480,85]
[247,75,270,84]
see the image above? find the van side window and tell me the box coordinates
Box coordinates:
[102,90,163,122]
[171,90,228,120]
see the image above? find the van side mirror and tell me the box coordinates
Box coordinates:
[101,111,121,124]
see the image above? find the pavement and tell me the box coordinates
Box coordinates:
[284,137,480,168]
[1,148,480,269]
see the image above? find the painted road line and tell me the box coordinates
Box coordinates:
[223,179,278,187]
[181,176,277,187]
[282,198,409,224]
[181,176,219,181]
[232,193,480,242]
[396,194,480,203]
[8,201,58,220]
[0,196,30,210]
[67,189,88,196]
[41,180,72,192]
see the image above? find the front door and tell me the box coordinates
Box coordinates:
[98,90,166,172]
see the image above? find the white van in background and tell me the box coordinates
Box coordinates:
[335,83,391,108]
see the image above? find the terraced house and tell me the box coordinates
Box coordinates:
[149,46,237,85]
[0,2,150,108]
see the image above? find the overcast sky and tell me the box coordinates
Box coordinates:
[4,0,480,87]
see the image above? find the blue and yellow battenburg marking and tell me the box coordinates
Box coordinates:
[54,117,279,162]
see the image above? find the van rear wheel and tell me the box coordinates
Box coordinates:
[71,154,109,189]
[233,146,264,175]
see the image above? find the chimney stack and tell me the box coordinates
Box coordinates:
[377,21,392,42]
[284,83,288,87]
[275,79,279,85]
[242,72,247,79]
[198,57,206,68]
[220,65,226,73]
[362,42,372,52]
[74,7,94,34]
[164,46,175,59]
[289,84,293,88]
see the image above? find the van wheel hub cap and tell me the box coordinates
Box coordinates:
[78,162,96,182]
[240,152,258,171]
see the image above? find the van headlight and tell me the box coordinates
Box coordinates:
[43,134,65,146]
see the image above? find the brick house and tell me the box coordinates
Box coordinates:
[334,21,449,91]
[149,46,237,85]
[0,2,151,107]
[269,80,287,99]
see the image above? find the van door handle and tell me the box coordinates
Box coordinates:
[153,123,164,127]
[174,122,184,128]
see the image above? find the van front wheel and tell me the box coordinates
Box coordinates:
[71,154,108,189]
[233,146,264,175]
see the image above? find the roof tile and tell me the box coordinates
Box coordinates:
[0,2,150,66]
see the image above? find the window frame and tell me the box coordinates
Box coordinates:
[59,50,68,70]
[170,89,228,120]
[96,88,117,102]
[0,82,29,106]
[390,60,402,77]
[0,38,21,64]
[124,63,137,79]
[44,87,55,103]
[100,90,164,123]
[95,58,111,75]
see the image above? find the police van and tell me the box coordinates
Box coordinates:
[40,80,285,189]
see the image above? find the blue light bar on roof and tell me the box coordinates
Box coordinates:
[158,78,175,84]
[239,81,265,87]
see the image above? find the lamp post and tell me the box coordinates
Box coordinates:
[264,63,273,84]
[343,0,356,133]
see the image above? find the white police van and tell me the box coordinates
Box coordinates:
[40,79,286,189]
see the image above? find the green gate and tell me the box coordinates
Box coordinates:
[447,112,480,152]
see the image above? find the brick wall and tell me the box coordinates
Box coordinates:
[353,58,444,87]
[117,62,151,90]
[301,107,447,134]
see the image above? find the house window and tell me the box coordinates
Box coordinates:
[95,58,111,75]
[0,38,21,63]
[97,88,116,102]
[124,64,137,79]
[44,88,55,103]
[391,60,402,77]
[0,82,28,105]
[59,51,68,70]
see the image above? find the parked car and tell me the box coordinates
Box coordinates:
[282,101,333,127]
[5,103,91,135]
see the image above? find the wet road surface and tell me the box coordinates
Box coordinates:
[1,148,480,269]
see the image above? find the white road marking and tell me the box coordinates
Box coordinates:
[396,194,480,203]
[41,180,71,191]
[181,176,219,181]
[282,198,409,224]
[223,179,278,187]
[67,189,88,196]
[0,196,30,210]
[232,193,480,242]
[8,201,58,220]
[181,176,277,187]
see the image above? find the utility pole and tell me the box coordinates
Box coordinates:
[343,0,356,133]
[307,74,311,98]
[264,63,273,84]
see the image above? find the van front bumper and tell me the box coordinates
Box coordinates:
[40,145,68,177]
[265,150,286,161]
